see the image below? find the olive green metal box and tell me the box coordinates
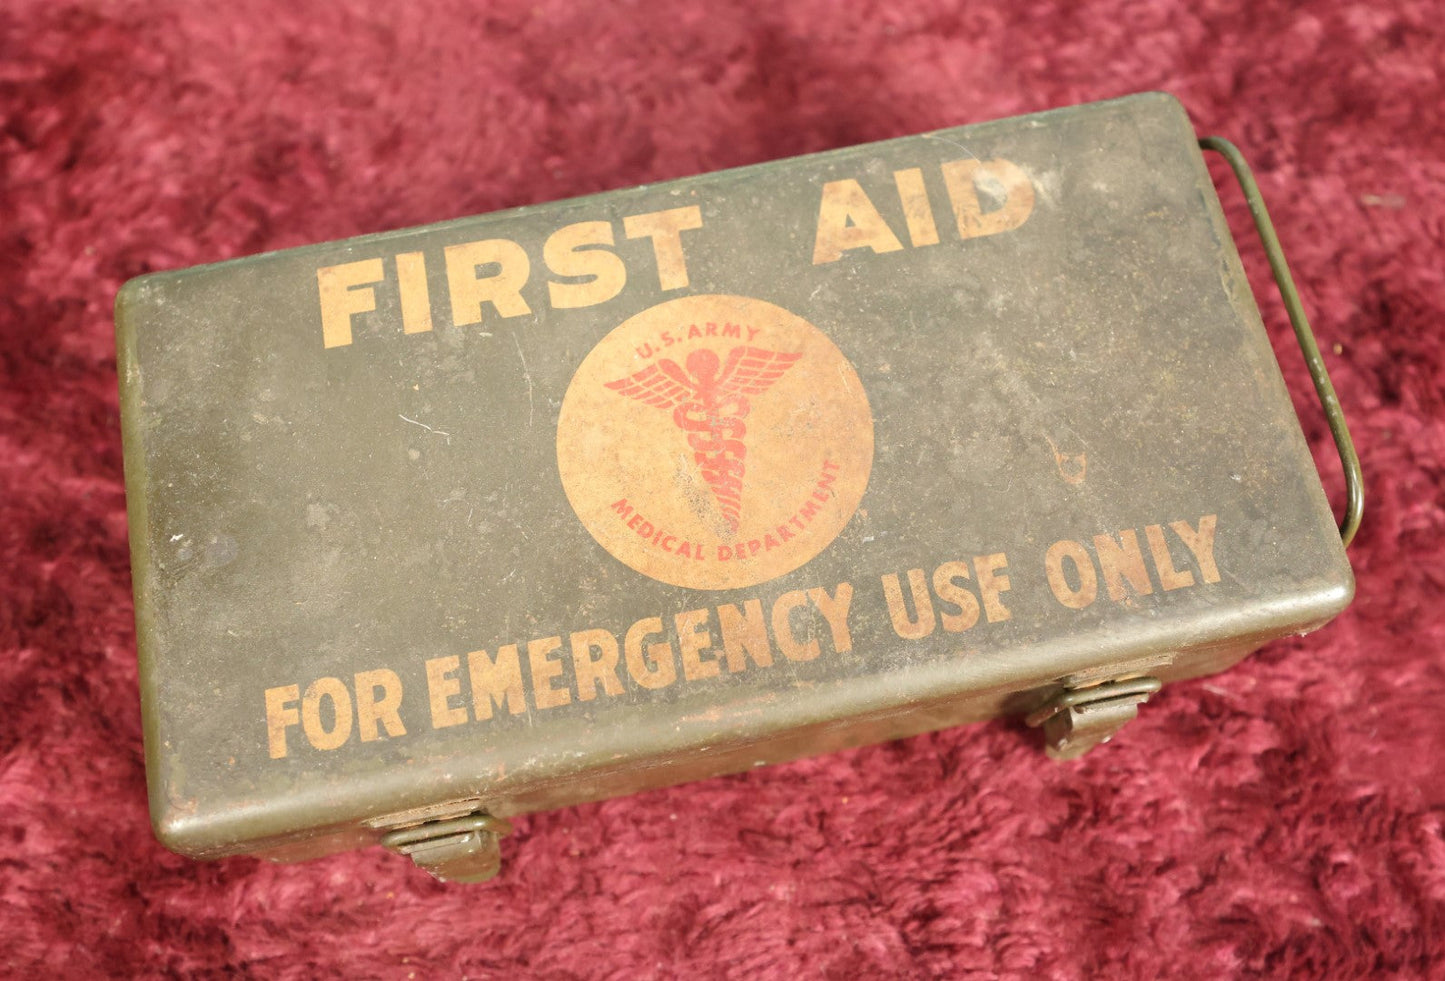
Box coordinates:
[116,93,1357,882]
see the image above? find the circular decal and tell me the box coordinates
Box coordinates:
[557,294,873,590]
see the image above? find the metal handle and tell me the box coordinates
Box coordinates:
[1199,136,1364,548]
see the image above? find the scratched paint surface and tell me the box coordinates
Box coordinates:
[116,94,1351,858]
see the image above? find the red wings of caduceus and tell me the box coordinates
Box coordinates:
[605,346,803,534]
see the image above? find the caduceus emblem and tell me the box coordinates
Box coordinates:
[605,346,802,534]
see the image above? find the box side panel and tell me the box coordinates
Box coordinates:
[117,277,187,844]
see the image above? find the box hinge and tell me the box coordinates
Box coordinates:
[380,812,513,884]
[1025,677,1162,761]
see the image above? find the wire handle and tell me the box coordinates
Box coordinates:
[1199,136,1364,548]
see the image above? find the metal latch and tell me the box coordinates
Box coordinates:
[381,813,513,884]
[1025,677,1162,760]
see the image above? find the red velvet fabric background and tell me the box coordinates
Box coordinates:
[3,1,1443,977]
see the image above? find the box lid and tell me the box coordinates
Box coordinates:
[117,93,1352,857]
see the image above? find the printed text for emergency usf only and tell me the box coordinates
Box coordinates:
[264,515,1221,759]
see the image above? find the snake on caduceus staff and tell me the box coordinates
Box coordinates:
[605,345,802,533]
